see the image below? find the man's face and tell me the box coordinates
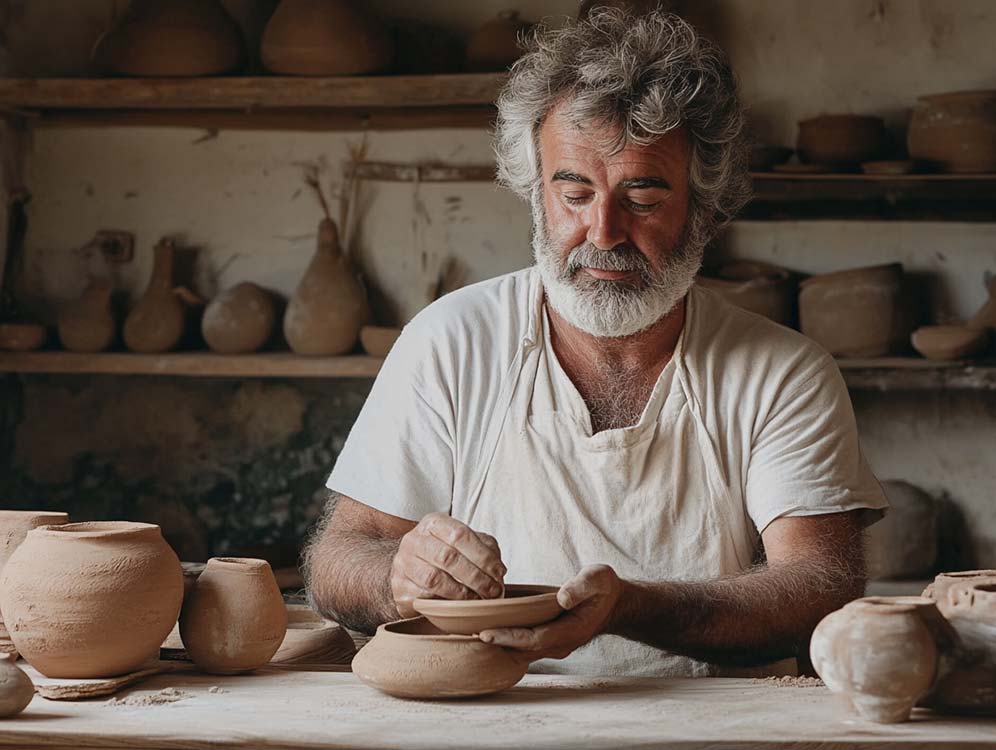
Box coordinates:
[532,102,704,338]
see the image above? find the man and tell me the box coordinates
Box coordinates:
[304,9,887,677]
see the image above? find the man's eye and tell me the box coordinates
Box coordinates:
[624,198,660,213]
[564,195,589,205]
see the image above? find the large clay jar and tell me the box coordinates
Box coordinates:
[908,91,996,173]
[202,282,276,354]
[799,263,915,357]
[123,239,188,354]
[284,218,369,356]
[179,557,287,674]
[261,0,393,76]
[696,260,797,328]
[352,617,529,699]
[57,280,116,353]
[92,0,245,77]
[811,596,945,723]
[866,481,937,580]
[465,11,531,73]
[0,522,183,679]
[797,115,885,168]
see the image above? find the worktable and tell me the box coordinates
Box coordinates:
[2,670,994,749]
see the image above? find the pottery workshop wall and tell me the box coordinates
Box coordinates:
[2,0,996,568]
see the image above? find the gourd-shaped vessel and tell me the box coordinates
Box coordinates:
[123,239,187,354]
[284,218,369,356]
[465,10,531,72]
[58,280,116,353]
[202,282,276,355]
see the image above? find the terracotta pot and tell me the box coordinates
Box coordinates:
[797,115,885,168]
[866,482,937,580]
[58,280,116,353]
[912,325,989,361]
[359,326,401,358]
[811,596,944,723]
[179,557,287,674]
[261,0,393,76]
[93,0,245,77]
[0,654,33,717]
[908,90,996,174]
[0,323,46,352]
[922,570,996,616]
[123,239,189,354]
[202,282,276,355]
[0,522,183,679]
[352,617,529,699]
[284,218,369,356]
[696,261,797,327]
[466,11,531,73]
[799,263,915,357]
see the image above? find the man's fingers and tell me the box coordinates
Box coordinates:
[558,564,613,609]
[478,533,508,577]
[403,562,476,602]
[423,515,505,584]
[414,536,503,599]
[480,615,580,651]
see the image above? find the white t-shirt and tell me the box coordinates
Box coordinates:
[328,266,887,676]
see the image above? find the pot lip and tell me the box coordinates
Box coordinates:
[934,569,996,580]
[414,584,559,617]
[0,510,69,521]
[205,556,273,573]
[917,89,996,105]
[30,521,162,539]
[851,595,937,613]
[799,262,902,288]
[378,616,484,642]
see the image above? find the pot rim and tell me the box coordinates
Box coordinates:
[933,569,996,580]
[851,595,937,614]
[413,584,559,617]
[30,521,162,539]
[206,556,273,573]
[378,616,484,642]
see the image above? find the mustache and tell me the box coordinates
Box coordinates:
[564,244,652,277]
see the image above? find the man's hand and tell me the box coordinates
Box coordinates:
[478,564,624,661]
[391,513,507,618]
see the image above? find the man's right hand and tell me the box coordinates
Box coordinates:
[390,513,507,618]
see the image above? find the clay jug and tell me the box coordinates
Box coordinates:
[123,239,188,354]
[284,218,369,356]
[57,280,116,353]
[93,0,245,77]
[465,11,531,72]
[261,0,393,76]
[179,557,287,674]
[0,654,32,717]
[202,282,276,354]
[0,522,183,679]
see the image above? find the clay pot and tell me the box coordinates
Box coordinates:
[179,557,287,674]
[749,145,794,172]
[466,11,531,73]
[271,604,355,666]
[0,323,46,352]
[284,218,369,356]
[414,584,562,636]
[908,90,996,174]
[352,617,529,699]
[0,655,33,717]
[912,325,989,361]
[93,0,245,77]
[359,326,401,358]
[123,239,189,354]
[799,263,915,357]
[866,482,937,580]
[797,115,885,168]
[202,282,276,355]
[57,280,116,353]
[922,570,996,616]
[696,261,797,327]
[0,522,183,679]
[811,596,945,723]
[261,0,393,76]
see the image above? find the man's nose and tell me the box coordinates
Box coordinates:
[585,198,628,251]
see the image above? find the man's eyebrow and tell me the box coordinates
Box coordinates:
[551,170,592,185]
[618,177,672,190]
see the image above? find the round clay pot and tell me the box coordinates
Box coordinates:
[0,522,183,679]
[912,325,989,361]
[465,11,531,73]
[202,282,276,355]
[908,90,996,174]
[284,218,369,356]
[414,584,562,635]
[93,0,245,77]
[810,596,943,723]
[922,570,996,616]
[866,482,937,580]
[352,617,529,699]
[0,323,46,352]
[696,260,797,327]
[0,654,33,717]
[179,557,287,674]
[799,263,915,357]
[359,326,401,358]
[261,0,393,76]
[58,280,116,353]
[797,115,885,168]
[123,239,188,354]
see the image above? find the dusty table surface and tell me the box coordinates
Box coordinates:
[2,670,994,750]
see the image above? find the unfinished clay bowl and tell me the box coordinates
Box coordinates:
[413,584,562,636]
[352,617,529,699]
[271,604,355,666]
[922,570,996,617]
[0,323,46,352]
[0,654,32,717]
[912,325,989,361]
[0,522,183,679]
[465,10,531,73]
[202,282,276,355]
[908,90,996,173]
[696,260,797,327]
[797,115,885,168]
[359,326,401,358]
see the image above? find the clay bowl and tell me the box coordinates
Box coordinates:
[797,115,885,168]
[911,325,989,361]
[351,617,529,699]
[0,323,46,352]
[749,145,794,172]
[413,584,562,636]
[359,326,401,358]
[270,604,356,666]
[909,90,996,173]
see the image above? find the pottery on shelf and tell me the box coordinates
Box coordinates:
[696,260,797,328]
[123,239,189,354]
[465,10,531,73]
[796,115,885,168]
[352,617,529,699]
[179,557,287,674]
[0,323,46,352]
[413,584,562,636]
[261,0,393,76]
[749,145,794,172]
[201,282,276,355]
[92,0,245,77]
[911,325,989,361]
[57,280,116,353]
[0,654,33,717]
[908,90,996,174]
[862,160,917,175]
[0,522,183,679]
[866,482,937,580]
[359,326,401,358]
[271,604,356,666]
[283,218,369,356]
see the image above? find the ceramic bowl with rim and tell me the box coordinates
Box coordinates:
[413,584,562,635]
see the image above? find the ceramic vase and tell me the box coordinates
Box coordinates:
[123,239,188,354]
[908,91,996,174]
[202,282,276,354]
[465,11,531,72]
[0,654,33,717]
[283,218,369,356]
[58,280,116,353]
[179,557,287,674]
[0,522,183,679]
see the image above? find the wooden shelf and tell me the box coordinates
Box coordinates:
[837,357,996,391]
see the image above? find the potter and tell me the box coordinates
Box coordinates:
[305,9,887,678]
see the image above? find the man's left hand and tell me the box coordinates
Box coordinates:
[479,564,624,661]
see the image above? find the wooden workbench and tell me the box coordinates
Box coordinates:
[1,670,993,749]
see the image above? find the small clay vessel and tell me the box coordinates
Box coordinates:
[0,323,46,352]
[696,260,797,327]
[866,482,937,580]
[908,90,996,174]
[0,654,33,717]
[202,282,276,355]
[0,522,183,679]
[284,218,369,356]
[359,326,401,358]
[352,617,529,699]
[797,115,885,168]
[414,584,562,636]
[93,0,244,77]
[179,557,287,674]
[261,0,393,76]
[57,280,116,353]
[123,239,188,354]
[912,325,989,361]
[466,10,531,72]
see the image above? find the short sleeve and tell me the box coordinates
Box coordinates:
[744,359,888,533]
[326,323,455,522]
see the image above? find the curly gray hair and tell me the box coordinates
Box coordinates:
[495,9,751,240]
